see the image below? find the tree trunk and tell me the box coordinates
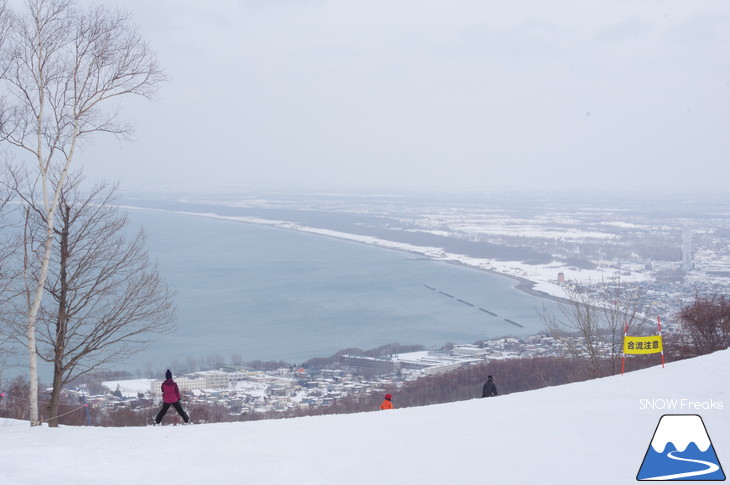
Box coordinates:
[24,206,58,426]
[26,186,60,426]
[47,364,64,428]
[26,119,76,427]
[26,313,40,426]
[47,205,70,428]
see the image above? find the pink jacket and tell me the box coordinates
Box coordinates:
[161,378,181,404]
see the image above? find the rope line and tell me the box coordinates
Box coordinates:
[52,404,89,419]
[1,392,90,423]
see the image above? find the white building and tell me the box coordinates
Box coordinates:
[150,375,208,396]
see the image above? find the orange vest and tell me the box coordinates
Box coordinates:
[380,399,393,410]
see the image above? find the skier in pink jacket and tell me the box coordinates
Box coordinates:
[154,369,190,425]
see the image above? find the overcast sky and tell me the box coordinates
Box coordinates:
[74,0,730,194]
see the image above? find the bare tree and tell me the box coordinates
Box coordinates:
[539,275,645,377]
[677,292,730,356]
[20,171,175,427]
[0,164,20,381]
[0,0,164,425]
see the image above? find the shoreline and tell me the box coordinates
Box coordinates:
[459,262,571,305]
[126,205,574,307]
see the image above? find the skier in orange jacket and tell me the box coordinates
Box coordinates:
[380,394,393,410]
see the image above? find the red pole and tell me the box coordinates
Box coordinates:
[621,322,629,375]
[658,316,665,368]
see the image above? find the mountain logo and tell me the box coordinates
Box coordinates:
[637,414,725,481]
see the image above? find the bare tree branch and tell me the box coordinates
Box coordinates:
[22,171,175,427]
[0,0,164,425]
[539,275,645,377]
[677,292,730,356]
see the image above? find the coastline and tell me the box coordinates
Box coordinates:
[466,263,571,305]
[126,205,575,306]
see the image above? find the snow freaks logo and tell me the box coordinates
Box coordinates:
[637,415,726,481]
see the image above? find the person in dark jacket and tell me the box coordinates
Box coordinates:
[482,375,498,397]
[154,369,191,425]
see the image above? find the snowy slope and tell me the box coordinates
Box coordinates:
[2,350,728,485]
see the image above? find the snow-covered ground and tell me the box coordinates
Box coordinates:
[2,350,727,484]
[102,379,154,396]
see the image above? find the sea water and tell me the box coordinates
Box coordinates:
[120,208,557,374]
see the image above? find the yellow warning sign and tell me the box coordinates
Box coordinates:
[624,335,663,354]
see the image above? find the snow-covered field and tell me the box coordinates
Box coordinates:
[2,350,727,485]
[102,379,154,395]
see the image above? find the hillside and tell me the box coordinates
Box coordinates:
[2,350,728,485]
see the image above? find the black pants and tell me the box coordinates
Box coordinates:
[155,400,189,424]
